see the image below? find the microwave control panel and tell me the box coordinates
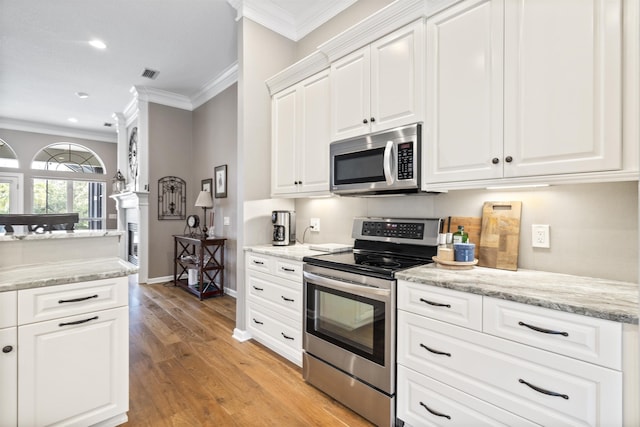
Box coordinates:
[397,142,414,180]
[361,220,424,240]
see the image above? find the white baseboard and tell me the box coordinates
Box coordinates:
[233,328,252,342]
[146,275,173,284]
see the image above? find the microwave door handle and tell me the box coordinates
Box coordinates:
[383,140,395,185]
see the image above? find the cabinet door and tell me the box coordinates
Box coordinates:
[503,0,622,177]
[331,46,371,141]
[271,85,299,196]
[425,0,504,184]
[370,19,425,133]
[299,70,331,194]
[0,327,17,427]
[18,306,128,427]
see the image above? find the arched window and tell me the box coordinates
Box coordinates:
[0,139,19,168]
[31,143,105,173]
[31,143,107,229]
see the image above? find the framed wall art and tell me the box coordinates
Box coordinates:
[158,176,186,220]
[214,164,227,198]
[201,178,212,193]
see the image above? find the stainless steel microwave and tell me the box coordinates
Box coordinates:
[330,123,421,196]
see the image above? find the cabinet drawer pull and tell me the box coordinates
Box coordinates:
[252,318,264,325]
[59,315,98,327]
[519,379,569,400]
[2,345,13,353]
[419,298,451,308]
[281,296,294,302]
[419,402,451,420]
[58,294,98,304]
[518,321,569,337]
[253,260,265,265]
[420,343,451,357]
[252,286,264,291]
[281,332,294,340]
[281,267,295,272]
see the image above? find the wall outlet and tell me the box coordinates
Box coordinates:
[223,216,230,226]
[310,218,320,232]
[531,224,550,248]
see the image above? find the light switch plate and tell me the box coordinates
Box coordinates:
[223,217,230,226]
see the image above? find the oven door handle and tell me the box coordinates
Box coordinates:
[303,271,390,298]
[383,140,395,185]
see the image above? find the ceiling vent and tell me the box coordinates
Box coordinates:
[141,68,160,80]
[103,122,113,127]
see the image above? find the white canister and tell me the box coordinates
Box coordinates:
[188,269,198,286]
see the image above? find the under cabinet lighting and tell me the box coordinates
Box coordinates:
[67,117,78,123]
[76,92,89,99]
[486,184,550,190]
[89,39,107,49]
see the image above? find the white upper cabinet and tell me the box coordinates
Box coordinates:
[331,20,425,141]
[272,70,331,197]
[425,0,623,185]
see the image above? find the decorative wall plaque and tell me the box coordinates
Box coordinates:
[158,176,186,220]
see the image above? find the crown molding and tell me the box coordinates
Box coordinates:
[0,118,117,143]
[191,62,239,109]
[265,51,329,95]
[227,0,357,41]
[131,86,193,111]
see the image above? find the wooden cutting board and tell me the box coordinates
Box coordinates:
[443,216,482,258]
[478,201,522,271]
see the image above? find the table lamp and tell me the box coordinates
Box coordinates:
[194,190,213,235]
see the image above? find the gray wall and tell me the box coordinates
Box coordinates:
[0,128,118,228]
[294,181,638,283]
[147,103,194,280]
[193,84,239,291]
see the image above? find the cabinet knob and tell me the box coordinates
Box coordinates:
[370,117,375,122]
[294,181,299,185]
[2,345,12,353]
[362,118,368,124]
[505,156,513,163]
[492,157,500,164]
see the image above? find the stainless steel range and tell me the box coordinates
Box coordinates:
[302,217,442,427]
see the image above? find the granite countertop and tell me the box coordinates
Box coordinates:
[0,257,138,292]
[244,244,327,261]
[0,229,124,242]
[397,264,638,324]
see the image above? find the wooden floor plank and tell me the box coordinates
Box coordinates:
[123,281,374,427]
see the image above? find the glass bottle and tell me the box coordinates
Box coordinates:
[452,225,468,244]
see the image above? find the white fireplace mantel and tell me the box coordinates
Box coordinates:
[110,191,149,283]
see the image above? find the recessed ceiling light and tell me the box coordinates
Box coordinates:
[68,117,78,123]
[76,92,89,99]
[89,39,107,49]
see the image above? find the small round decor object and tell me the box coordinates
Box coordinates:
[186,215,200,228]
[2,345,13,353]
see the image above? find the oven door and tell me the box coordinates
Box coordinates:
[303,265,395,394]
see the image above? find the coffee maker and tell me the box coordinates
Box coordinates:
[272,210,296,246]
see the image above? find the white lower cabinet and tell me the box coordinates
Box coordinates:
[0,291,17,427]
[397,280,629,427]
[245,253,303,366]
[8,277,130,427]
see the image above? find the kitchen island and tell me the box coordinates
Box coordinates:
[0,230,136,427]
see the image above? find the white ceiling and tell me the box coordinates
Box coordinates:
[0,0,355,141]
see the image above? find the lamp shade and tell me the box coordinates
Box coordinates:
[195,190,213,208]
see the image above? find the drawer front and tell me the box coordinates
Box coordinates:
[18,277,128,325]
[398,310,622,427]
[246,253,273,274]
[0,291,17,328]
[247,271,302,320]
[398,280,482,331]
[483,297,622,370]
[247,303,302,352]
[397,365,540,427]
[274,259,302,281]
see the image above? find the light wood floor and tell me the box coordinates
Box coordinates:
[124,281,374,426]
